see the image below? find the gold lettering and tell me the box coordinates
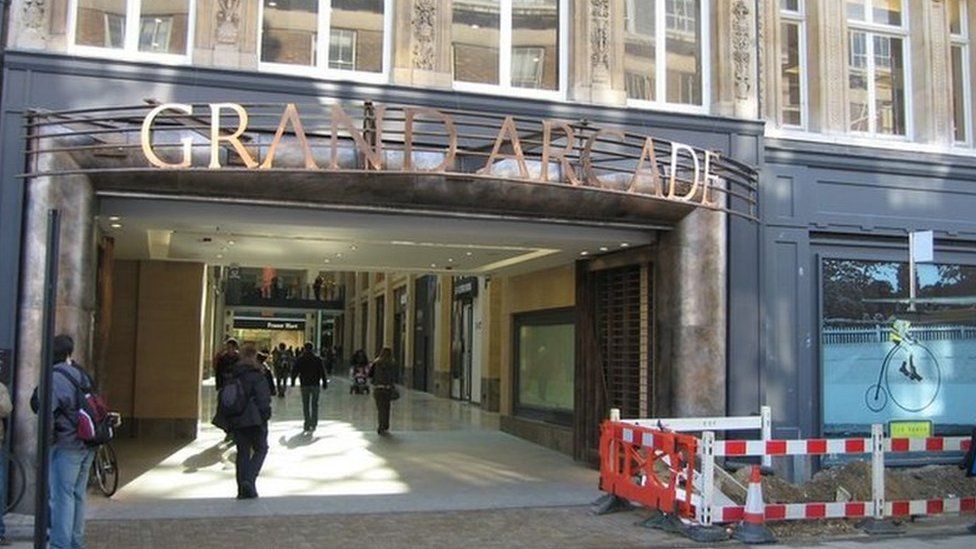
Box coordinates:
[540,120,580,185]
[404,107,457,172]
[667,142,701,200]
[209,103,258,169]
[260,103,318,169]
[141,103,193,169]
[331,104,384,170]
[582,129,626,187]
[627,137,664,195]
[479,116,528,178]
[700,150,722,207]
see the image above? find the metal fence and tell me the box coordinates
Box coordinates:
[823,323,976,344]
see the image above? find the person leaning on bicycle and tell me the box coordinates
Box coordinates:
[0,376,11,545]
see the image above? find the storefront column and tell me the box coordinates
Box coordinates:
[432,275,453,398]
[383,275,395,349]
[14,150,95,512]
[480,275,503,412]
[656,209,727,417]
[404,274,416,388]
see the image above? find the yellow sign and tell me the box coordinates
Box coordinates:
[889,420,932,438]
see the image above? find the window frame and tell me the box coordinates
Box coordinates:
[845,0,913,139]
[451,0,570,101]
[512,307,575,427]
[67,0,196,64]
[623,0,711,115]
[779,0,808,129]
[951,0,973,147]
[258,0,394,85]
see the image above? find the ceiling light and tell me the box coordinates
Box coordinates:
[323,259,331,264]
[216,254,223,259]
[471,24,480,29]
[336,253,343,258]
[108,216,121,222]
[599,246,609,252]
[228,240,235,246]
[465,251,473,256]
[580,251,589,256]
[447,258,454,263]
[350,245,358,251]
[620,243,630,248]
[430,263,437,268]
[110,223,122,229]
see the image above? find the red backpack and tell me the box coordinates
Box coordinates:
[56,367,114,446]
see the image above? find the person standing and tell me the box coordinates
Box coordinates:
[294,343,327,433]
[47,334,97,549]
[313,274,324,301]
[0,374,12,546]
[228,343,272,499]
[214,338,240,391]
[369,347,398,435]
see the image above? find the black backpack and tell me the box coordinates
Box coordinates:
[218,376,249,418]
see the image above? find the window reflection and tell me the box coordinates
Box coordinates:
[952,45,967,142]
[516,319,574,420]
[623,0,656,101]
[511,0,558,90]
[821,259,976,436]
[329,0,385,72]
[781,22,802,126]
[623,0,702,106]
[262,0,319,66]
[872,0,902,26]
[138,1,190,55]
[452,0,500,85]
[848,31,870,132]
[873,35,906,135]
[75,0,127,49]
[949,0,965,35]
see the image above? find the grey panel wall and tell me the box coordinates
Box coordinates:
[747,138,976,450]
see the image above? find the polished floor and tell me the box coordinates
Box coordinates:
[86,376,598,520]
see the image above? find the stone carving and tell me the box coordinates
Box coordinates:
[23,0,46,30]
[757,0,767,113]
[412,0,437,70]
[931,1,950,138]
[824,1,846,130]
[590,0,611,76]
[731,0,753,100]
[216,0,242,45]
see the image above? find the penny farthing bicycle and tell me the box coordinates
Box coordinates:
[864,321,942,414]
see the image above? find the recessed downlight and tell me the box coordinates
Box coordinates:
[110,223,122,229]
[599,246,609,252]
[580,251,589,256]
[430,263,437,268]
[323,259,331,264]
[620,242,630,248]
[336,253,343,258]
[465,251,473,256]
[228,240,235,246]
[108,216,121,222]
[216,254,223,259]
[350,245,358,251]
[447,258,454,263]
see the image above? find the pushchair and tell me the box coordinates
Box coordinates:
[350,365,370,395]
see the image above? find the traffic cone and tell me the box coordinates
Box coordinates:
[732,465,777,544]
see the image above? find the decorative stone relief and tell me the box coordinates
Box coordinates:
[412,0,437,70]
[823,0,847,131]
[23,0,47,30]
[18,0,49,48]
[216,0,242,45]
[731,1,753,100]
[756,0,767,114]
[590,0,611,78]
[930,1,951,139]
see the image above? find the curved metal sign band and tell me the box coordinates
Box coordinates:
[23,102,759,222]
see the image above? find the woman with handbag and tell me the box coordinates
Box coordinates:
[369,347,399,435]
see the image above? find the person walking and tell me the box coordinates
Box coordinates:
[369,347,398,435]
[0,373,12,546]
[294,343,327,433]
[228,343,272,499]
[47,334,97,549]
[271,343,291,397]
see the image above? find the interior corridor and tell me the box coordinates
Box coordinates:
[86,375,599,520]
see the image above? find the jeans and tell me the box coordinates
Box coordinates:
[274,371,288,396]
[300,386,320,431]
[233,425,268,495]
[49,446,95,549]
[374,388,392,432]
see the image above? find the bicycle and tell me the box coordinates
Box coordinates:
[864,320,942,414]
[89,412,121,497]
[2,448,26,513]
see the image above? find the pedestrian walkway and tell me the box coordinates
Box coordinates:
[86,377,599,520]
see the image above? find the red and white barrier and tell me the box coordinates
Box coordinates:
[711,436,970,457]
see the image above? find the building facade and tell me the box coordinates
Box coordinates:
[0,0,973,492]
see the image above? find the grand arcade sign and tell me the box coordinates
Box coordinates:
[25,101,757,222]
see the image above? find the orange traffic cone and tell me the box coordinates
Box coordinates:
[732,465,777,544]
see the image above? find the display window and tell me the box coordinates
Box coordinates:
[513,308,574,425]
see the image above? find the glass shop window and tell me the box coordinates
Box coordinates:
[514,309,575,425]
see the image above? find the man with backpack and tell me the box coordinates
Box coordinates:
[213,342,272,499]
[47,334,99,549]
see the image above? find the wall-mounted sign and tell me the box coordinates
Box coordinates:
[234,318,305,331]
[889,420,933,438]
[453,277,478,299]
[135,101,757,220]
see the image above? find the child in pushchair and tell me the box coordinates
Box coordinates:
[350,363,370,394]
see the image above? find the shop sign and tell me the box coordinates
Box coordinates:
[453,277,478,299]
[235,319,305,330]
[140,102,726,209]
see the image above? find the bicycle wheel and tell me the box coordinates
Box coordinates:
[864,383,888,412]
[3,451,26,513]
[885,342,942,413]
[94,444,120,497]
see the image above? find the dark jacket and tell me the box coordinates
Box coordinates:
[229,361,272,428]
[214,350,239,390]
[369,358,398,387]
[294,351,326,387]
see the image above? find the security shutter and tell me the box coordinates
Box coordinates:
[595,265,644,419]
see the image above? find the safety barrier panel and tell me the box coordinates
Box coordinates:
[598,420,699,518]
[697,424,974,526]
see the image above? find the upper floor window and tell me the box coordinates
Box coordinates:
[451,0,566,98]
[846,0,909,136]
[260,0,392,80]
[623,0,707,110]
[70,0,194,60]
[779,0,806,128]
[949,0,972,145]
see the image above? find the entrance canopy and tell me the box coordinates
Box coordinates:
[25,101,759,228]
